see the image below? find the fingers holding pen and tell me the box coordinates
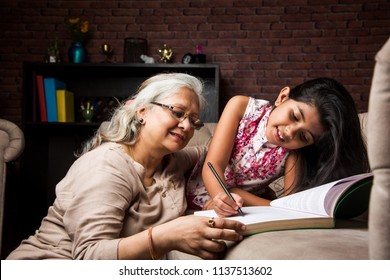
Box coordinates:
[213,192,244,217]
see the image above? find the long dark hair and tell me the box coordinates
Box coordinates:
[287,77,369,192]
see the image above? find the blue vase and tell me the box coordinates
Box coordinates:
[68,41,87,63]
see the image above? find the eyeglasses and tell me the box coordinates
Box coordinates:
[151,102,204,130]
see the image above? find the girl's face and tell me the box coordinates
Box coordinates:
[266,87,324,150]
[139,87,201,154]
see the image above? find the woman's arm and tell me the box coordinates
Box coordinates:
[202,95,249,216]
[118,215,246,260]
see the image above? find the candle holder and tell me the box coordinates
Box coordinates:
[100,42,113,63]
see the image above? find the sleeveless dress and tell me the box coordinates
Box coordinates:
[186,97,290,209]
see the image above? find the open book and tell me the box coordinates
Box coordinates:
[194,173,373,236]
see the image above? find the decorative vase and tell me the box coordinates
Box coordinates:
[82,109,94,122]
[68,41,87,63]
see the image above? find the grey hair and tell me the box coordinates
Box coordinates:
[76,73,205,156]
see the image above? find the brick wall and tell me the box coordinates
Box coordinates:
[0,0,389,124]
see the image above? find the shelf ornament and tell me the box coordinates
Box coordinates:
[47,38,60,63]
[65,17,90,63]
[100,42,113,63]
[65,17,89,43]
[81,101,94,123]
[157,44,173,63]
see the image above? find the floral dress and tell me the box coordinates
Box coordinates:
[186,97,290,210]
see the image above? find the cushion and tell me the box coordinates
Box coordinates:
[167,219,369,260]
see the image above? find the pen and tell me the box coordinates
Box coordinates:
[207,162,244,216]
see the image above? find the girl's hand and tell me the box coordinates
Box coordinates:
[155,215,245,259]
[212,192,244,217]
[203,198,215,210]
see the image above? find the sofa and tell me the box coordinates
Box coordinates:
[169,39,390,260]
[0,119,25,255]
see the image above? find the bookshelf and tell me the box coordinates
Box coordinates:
[2,62,220,257]
[23,62,220,124]
[23,61,219,201]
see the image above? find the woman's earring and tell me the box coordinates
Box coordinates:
[138,118,144,124]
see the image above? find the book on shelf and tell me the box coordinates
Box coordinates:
[56,89,75,122]
[43,78,66,122]
[194,173,373,236]
[36,75,47,122]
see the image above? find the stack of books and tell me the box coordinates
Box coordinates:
[36,75,75,122]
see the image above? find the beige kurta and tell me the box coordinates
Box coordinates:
[7,142,202,259]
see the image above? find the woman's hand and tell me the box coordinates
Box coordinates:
[153,215,246,259]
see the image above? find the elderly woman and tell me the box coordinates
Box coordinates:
[7,73,245,260]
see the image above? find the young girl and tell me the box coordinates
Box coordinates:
[186,77,370,217]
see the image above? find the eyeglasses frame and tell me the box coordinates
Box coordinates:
[150,102,204,130]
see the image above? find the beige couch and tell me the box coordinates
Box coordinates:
[170,39,390,260]
[0,119,25,255]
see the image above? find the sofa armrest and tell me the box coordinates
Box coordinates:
[0,119,25,254]
[0,119,25,162]
[367,38,390,260]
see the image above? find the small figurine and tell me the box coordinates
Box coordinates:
[140,54,155,64]
[157,44,173,63]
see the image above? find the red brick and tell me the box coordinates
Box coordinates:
[1,0,389,121]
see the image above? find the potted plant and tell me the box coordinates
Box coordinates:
[47,38,60,63]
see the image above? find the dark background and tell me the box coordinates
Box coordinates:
[1,0,389,124]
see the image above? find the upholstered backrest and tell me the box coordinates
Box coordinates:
[367,38,390,260]
[187,123,216,147]
[0,119,25,254]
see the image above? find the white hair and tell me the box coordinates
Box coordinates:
[76,73,205,156]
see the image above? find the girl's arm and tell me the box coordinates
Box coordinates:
[229,188,271,206]
[226,152,300,207]
[202,95,249,216]
[283,151,300,195]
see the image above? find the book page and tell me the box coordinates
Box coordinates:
[194,206,324,225]
[323,173,372,215]
[270,173,372,216]
[270,181,340,216]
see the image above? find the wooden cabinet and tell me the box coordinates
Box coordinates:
[2,62,219,257]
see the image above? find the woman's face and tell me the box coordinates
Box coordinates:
[266,88,324,150]
[140,87,201,154]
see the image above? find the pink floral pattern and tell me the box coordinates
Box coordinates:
[186,97,289,209]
